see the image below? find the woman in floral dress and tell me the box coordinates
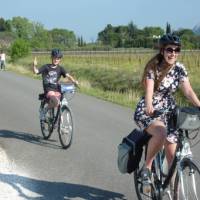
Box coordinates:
[134,33,200,192]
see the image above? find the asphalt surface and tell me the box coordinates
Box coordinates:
[0,71,136,200]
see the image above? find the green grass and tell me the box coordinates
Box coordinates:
[7,50,200,108]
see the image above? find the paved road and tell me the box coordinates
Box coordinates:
[0,71,137,199]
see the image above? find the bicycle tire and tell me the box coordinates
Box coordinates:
[58,106,73,149]
[40,102,54,140]
[174,158,200,200]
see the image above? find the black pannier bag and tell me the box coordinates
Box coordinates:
[117,129,151,174]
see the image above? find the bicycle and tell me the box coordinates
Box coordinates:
[134,106,200,200]
[38,83,76,149]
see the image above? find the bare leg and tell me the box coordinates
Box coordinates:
[164,140,177,192]
[145,120,167,169]
[164,140,177,168]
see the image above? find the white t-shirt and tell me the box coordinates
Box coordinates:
[0,53,5,61]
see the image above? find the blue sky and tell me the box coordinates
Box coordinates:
[1,0,200,42]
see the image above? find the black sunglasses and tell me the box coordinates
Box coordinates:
[164,47,181,54]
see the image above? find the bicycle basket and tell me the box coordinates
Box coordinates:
[60,84,75,93]
[176,107,200,130]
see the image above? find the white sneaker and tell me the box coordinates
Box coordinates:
[141,167,152,193]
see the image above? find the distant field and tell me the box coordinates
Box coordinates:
[8,49,200,108]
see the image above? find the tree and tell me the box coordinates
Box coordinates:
[166,22,171,34]
[126,21,138,47]
[11,16,34,40]
[174,28,196,49]
[50,28,76,48]
[31,22,52,50]
[127,21,138,38]
[98,24,114,45]
[0,17,11,32]
[78,36,85,47]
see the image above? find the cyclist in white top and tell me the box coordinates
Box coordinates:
[0,50,6,70]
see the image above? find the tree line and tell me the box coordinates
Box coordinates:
[0,16,77,50]
[0,17,200,60]
[98,22,200,49]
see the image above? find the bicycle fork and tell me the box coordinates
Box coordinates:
[176,137,196,199]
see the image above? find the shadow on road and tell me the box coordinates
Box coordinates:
[0,129,61,149]
[0,173,126,200]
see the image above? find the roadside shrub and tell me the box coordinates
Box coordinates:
[10,39,30,61]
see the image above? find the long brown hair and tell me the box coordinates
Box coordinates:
[141,52,173,91]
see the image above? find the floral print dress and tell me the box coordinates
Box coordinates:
[134,62,188,143]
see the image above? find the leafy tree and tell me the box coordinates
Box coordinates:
[0,17,11,32]
[174,29,196,49]
[31,22,52,50]
[98,24,113,45]
[98,24,126,47]
[11,16,34,40]
[50,28,76,48]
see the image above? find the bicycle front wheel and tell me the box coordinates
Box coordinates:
[134,168,157,200]
[58,106,73,149]
[174,158,200,200]
[40,102,54,140]
[134,145,158,200]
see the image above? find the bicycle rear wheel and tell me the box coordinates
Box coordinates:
[174,158,200,200]
[58,106,73,149]
[40,102,54,140]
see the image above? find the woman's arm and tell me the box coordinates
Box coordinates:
[145,79,155,115]
[180,79,200,107]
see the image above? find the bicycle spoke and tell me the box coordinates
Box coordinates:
[174,161,200,200]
